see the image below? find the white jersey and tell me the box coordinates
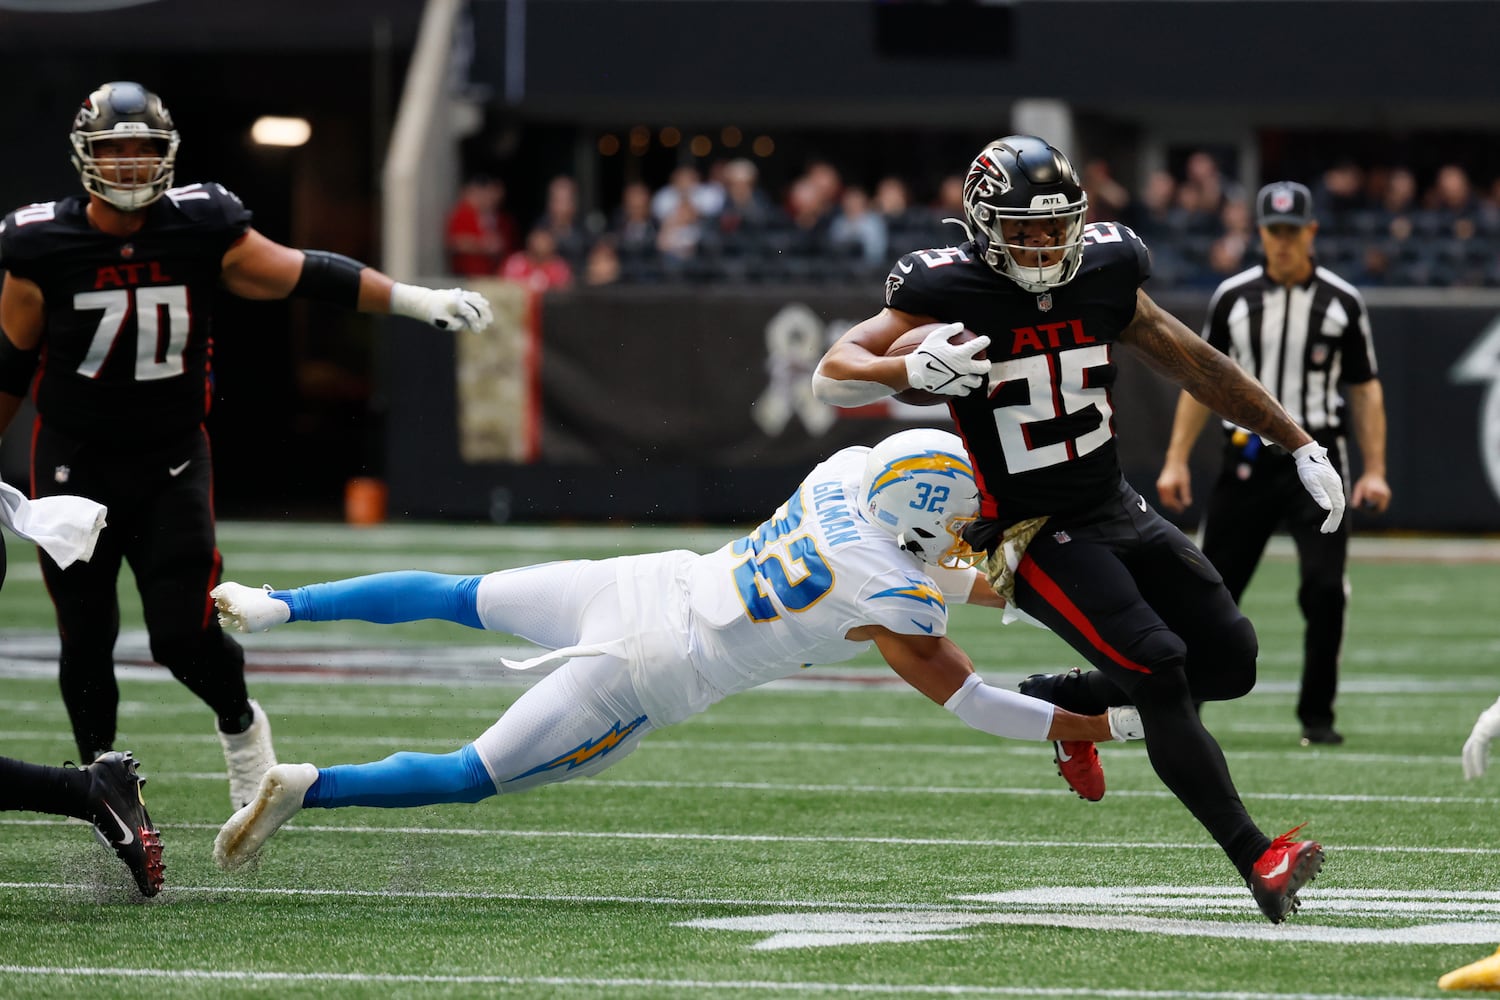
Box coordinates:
[616,447,978,724]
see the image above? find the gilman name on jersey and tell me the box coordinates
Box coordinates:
[809,479,860,547]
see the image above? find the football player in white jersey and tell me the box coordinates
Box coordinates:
[210,429,1143,871]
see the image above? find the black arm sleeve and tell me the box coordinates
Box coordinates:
[0,335,39,396]
[290,250,366,308]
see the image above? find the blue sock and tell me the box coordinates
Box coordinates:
[272,572,484,629]
[303,744,494,808]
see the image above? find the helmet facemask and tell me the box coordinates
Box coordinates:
[858,430,982,569]
[70,83,180,212]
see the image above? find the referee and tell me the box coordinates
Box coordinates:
[1155,180,1391,747]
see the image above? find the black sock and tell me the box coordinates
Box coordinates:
[218,708,255,735]
[0,756,93,820]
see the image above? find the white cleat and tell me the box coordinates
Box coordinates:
[218,699,278,810]
[214,762,319,871]
[211,582,291,634]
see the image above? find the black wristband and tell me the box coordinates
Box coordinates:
[291,250,365,308]
[0,335,39,396]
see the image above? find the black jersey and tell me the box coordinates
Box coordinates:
[0,183,252,446]
[884,222,1151,527]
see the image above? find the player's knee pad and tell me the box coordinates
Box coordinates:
[1213,614,1259,700]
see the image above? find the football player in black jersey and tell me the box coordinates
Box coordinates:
[812,135,1347,924]
[0,81,495,810]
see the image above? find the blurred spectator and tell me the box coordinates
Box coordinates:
[611,181,659,261]
[805,159,844,208]
[445,175,517,277]
[583,237,622,286]
[1428,164,1478,215]
[1349,243,1393,286]
[1133,169,1179,239]
[714,158,777,237]
[1178,150,1242,233]
[1427,164,1480,241]
[500,227,573,292]
[785,176,833,257]
[1379,166,1419,241]
[1083,158,1131,224]
[1220,198,1253,241]
[1205,232,1249,281]
[537,175,592,269]
[874,175,913,225]
[656,200,704,266]
[828,185,888,266]
[1313,159,1366,227]
[652,165,722,224]
[933,174,965,222]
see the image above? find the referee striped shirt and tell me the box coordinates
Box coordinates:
[1202,262,1378,438]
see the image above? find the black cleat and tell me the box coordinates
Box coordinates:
[84,751,164,897]
[1300,725,1344,746]
[1018,667,1083,705]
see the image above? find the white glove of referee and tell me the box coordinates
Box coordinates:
[1462,696,1500,780]
[390,283,494,334]
[904,322,991,396]
[1293,442,1346,533]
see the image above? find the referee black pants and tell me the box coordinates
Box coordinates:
[1200,439,1349,731]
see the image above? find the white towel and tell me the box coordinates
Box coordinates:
[0,479,107,568]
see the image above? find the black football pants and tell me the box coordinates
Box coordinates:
[1200,440,1349,731]
[1011,479,1269,879]
[32,424,250,760]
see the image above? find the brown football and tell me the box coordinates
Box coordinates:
[885,323,985,406]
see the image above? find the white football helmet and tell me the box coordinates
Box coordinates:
[857,429,980,567]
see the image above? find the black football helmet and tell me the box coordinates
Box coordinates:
[70,81,180,211]
[961,135,1088,292]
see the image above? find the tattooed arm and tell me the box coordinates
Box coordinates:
[1120,289,1314,453]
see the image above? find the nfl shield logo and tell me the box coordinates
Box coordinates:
[54,465,70,484]
[1052,530,1071,544]
[1036,292,1053,312]
[1311,342,1330,366]
[1271,188,1296,213]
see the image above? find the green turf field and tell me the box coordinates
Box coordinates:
[0,522,1496,999]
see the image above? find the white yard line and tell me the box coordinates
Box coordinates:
[0,965,1438,999]
[5,816,1499,854]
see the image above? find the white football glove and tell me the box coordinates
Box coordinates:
[1107,706,1144,742]
[390,283,494,334]
[1463,697,1500,780]
[1293,442,1346,533]
[904,322,991,396]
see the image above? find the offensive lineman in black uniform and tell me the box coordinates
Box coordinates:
[0,82,494,809]
[812,135,1346,923]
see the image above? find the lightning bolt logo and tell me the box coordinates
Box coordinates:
[506,714,649,782]
[869,580,946,610]
[1450,312,1500,504]
[866,451,974,499]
